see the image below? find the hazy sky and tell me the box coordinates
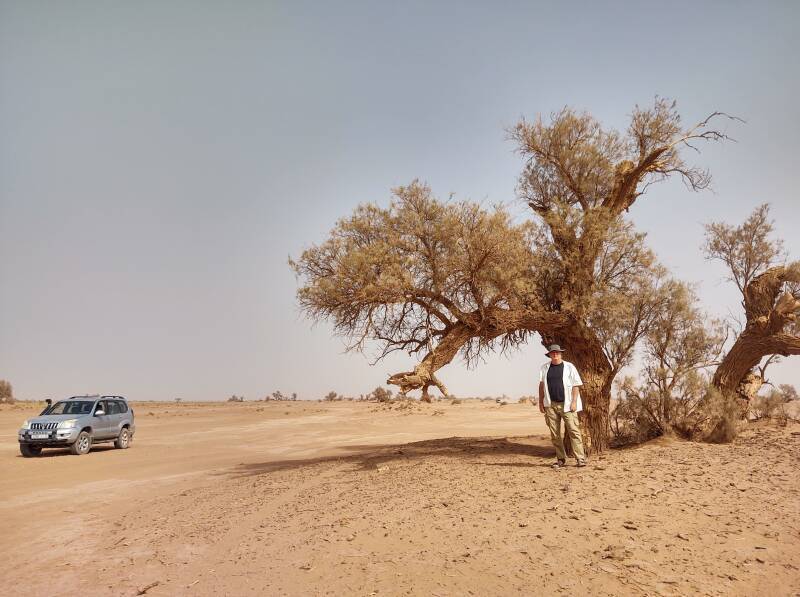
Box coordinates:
[2,1,798,401]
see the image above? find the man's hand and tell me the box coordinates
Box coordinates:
[538,400,545,414]
[569,399,577,412]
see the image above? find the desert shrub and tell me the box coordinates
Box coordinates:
[611,380,745,445]
[701,386,744,442]
[610,389,663,445]
[0,380,14,404]
[450,398,462,405]
[750,390,791,424]
[228,394,245,402]
[369,386,392,402]
[324,391,338,401]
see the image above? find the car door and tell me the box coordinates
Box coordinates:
[106,400,122,437]
[93,400,112,438]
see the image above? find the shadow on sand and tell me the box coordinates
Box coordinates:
[220,435,556,478]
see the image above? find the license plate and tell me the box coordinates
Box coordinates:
[30,433,49,439]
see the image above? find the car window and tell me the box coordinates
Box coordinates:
[107,401,119,415]
[117,401,128,413]
[50,401,94,415]
[95,401,107,415]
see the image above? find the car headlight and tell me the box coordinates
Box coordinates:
[57,419,78,429]
[21,419,31,430]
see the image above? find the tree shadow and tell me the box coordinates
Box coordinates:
[221,435,556,478]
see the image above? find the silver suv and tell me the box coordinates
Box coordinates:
[18,395,135,457]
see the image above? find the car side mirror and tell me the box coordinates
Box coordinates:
[95,410,105,416]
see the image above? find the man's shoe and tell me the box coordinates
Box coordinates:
[576,460,587,467]
[551,460,566,469]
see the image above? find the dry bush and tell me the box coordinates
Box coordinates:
[369,386,393,402]
[0,380,14,404]
[751,392,783,420]
[749,388,796,425]
[702,387,745,442]
[611,384,744,445]
[610,391,662,445]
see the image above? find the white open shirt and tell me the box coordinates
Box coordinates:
[539,360,584,412]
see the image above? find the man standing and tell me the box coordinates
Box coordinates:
[538,344,587,468]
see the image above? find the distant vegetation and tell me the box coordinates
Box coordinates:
[0,379,14,404]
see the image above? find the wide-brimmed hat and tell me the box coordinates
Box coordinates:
[545,344,566,356]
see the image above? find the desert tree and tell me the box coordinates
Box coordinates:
[703,204,800,400]
[293,99,733,451]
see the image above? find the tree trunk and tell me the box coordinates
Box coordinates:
[713,330,800,398]
[387,323,474,400]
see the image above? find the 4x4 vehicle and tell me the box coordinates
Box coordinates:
[18,395,135,457]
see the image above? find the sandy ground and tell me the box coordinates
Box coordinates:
[1,400,798,596]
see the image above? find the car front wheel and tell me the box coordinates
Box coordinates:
[70,431,92,455]
[20,444,43,457]
[114,427,131,449]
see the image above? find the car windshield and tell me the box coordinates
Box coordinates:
[47,401,95,415]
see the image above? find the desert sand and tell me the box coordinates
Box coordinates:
[1,400,798,596]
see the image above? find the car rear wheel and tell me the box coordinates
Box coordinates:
[114,427,131,449]
[70,431,92,455]
[20,444,43,457]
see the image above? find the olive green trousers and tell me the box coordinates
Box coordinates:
[545,402,586,462]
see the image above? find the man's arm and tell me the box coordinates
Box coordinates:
[569,363,582,412]
[570,386,579,412]
[538,381,545,413]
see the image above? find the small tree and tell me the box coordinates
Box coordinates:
[272,390,286,401]
[0,380,14,404]
[611,280,725,442]
[324,391,338,401]
[228,395,244,402]
[291,392,298,401]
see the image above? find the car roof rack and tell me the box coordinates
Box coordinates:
[65,394,127,401]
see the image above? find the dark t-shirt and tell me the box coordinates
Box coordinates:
[546,363,566,403]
